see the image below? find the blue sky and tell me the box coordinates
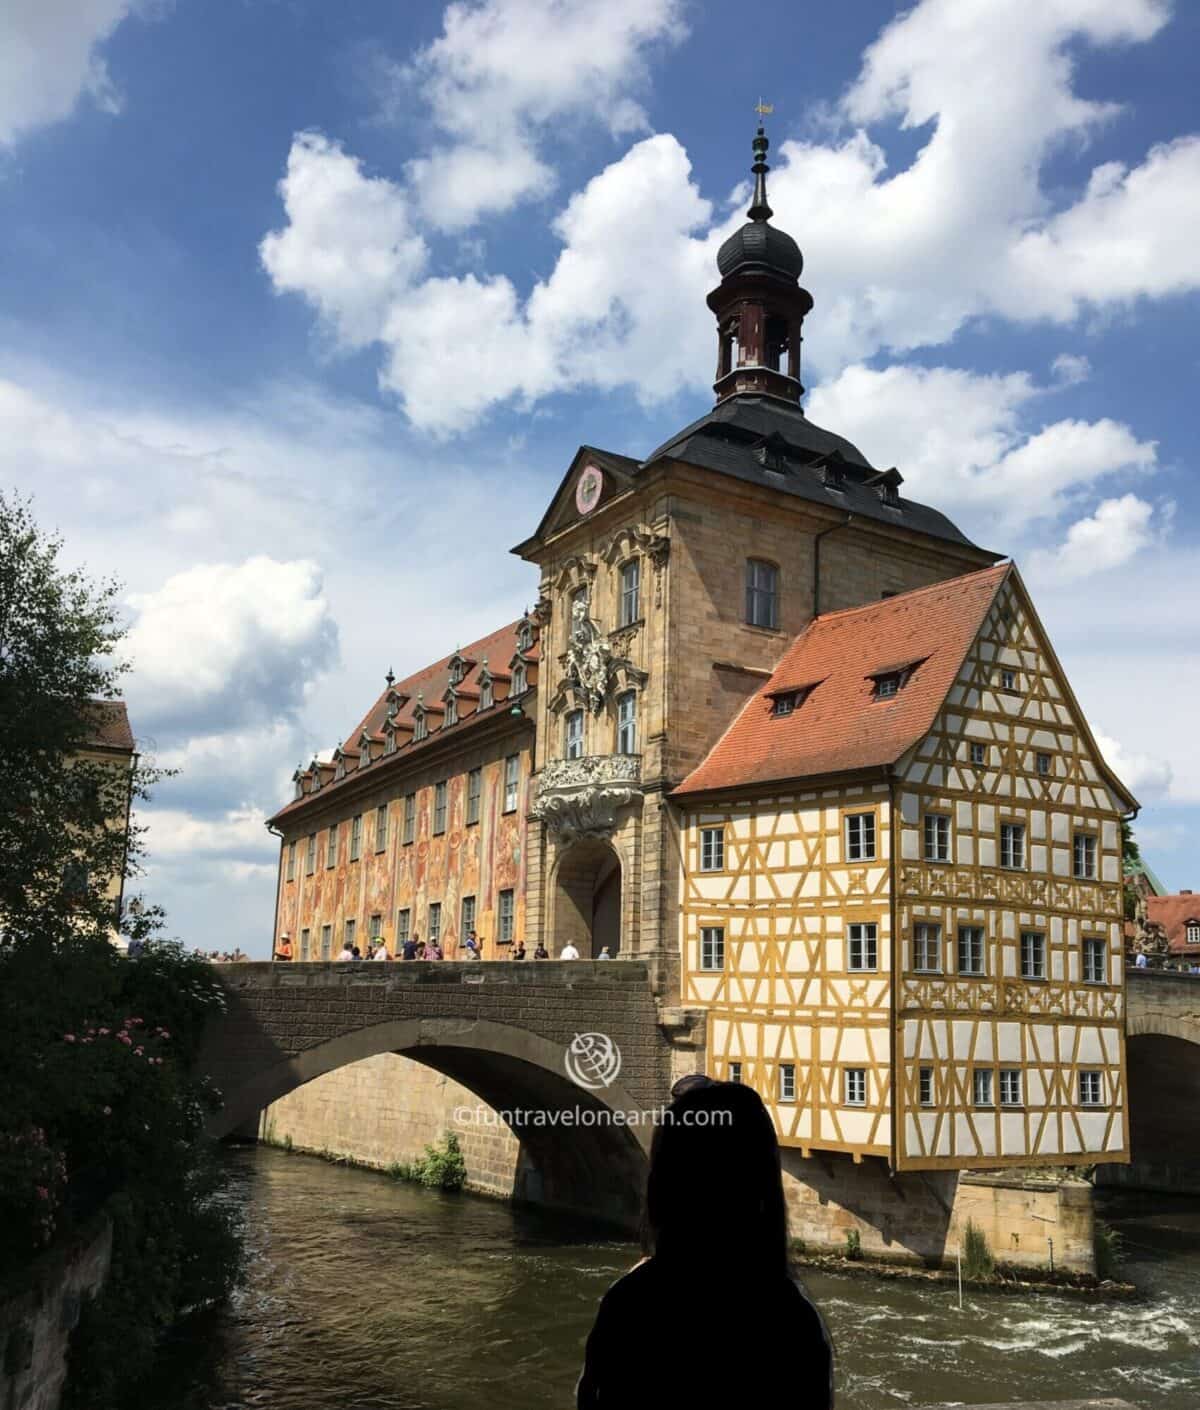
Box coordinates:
[2,0,1196,954]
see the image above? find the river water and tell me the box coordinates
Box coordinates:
[152,1147,1199,1409]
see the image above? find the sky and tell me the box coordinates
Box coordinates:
[2,0,1197,956]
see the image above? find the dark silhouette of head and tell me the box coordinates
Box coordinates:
[643,1077,789,1279]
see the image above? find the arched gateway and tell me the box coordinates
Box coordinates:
[202,960,669,1226]
[551,838,622,957]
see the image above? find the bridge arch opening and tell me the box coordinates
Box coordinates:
[209,1016,650,1227]
[1103,1031,1200,1196]
[552,838,622,957]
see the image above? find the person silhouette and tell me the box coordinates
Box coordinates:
[576,1076,833,1408]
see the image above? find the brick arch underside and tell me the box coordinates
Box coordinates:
[209,1017,651,1227]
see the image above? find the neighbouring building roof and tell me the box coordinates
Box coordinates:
[81,699,134,753]
[270,620,537,825]
[1125,856,1168,896]
[1146,894,1200,953]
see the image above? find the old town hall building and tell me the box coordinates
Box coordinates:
[270,125,1135,1174]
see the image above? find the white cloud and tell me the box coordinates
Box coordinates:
[1051,353,1092,386]
[141,805,274,860]
[1093,731,1173,803]
[123,557,339,733]
[397,0,686,229]
[1029,493,1157,581]
[0,1,138,148]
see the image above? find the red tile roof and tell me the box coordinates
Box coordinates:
[1147,894,1200,954]
[270,620,537,823]
[81,699,134,753]
[674,566,1010,796]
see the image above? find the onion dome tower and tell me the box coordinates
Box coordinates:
[708,122,813,404]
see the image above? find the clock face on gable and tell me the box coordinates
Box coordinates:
[575,465,603,516]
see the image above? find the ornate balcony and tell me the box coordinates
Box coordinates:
[531,754,643,842]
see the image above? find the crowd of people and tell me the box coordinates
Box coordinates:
[272,928,615,963]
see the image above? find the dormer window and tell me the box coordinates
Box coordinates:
[874,673,901,699]
[512,662,527,695]
[293,773,305,799]
[865,466,904,509]
[384,727,397,756]
[1187,921,1200,946]
[359,740,371,769]
[413,709,428,743]
[768,683,815,717]
[334,753,346,781]
[479,675,494,710]
[445,694,458,727]
[448,652,468,686]
[754,432,790,473]
[310,764,322,792]
[517,619,534,653]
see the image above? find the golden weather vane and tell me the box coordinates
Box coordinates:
[755,98,774,119]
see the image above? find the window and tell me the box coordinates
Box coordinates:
[445,695,458,726]
[1083,937,1107,984]
[729,1062,743,1084]
[1000,822,1025,870]
[874,673,900,700]
[413,711,428,742]
[1000,668,1016,691]
[299,928,310,961]
[374,805,388,853]
[286,841,296,882]
[369,914,382,942]
[320,924,332,960]
[848,922,878,971]
[360,740,371,768]
[461,894,476,937]
[565,709,584,760]
[1073,832,1098,880]
[344,918,356,951]
[428,903,442,944]
[295,775,304,800]
[700,926,725,971]
[350,814,363,861]
[919,1067,934,1107]
[913,923,942,973]
[778,1064,796,1102]
[433,781,448,834]
[619,558,641,626]
[957,925,985,976]
[1000,1070,1023,1107]
[745,559,779,629]
[385,729,397,756]
[479,677,494,710]
[970,742,986,766]
[1036,752,1051,777]
[1188,922,1200,946]
[403,793,416,845]
[1020,930,1046,980]
[616,691,637,754]
[845,812,876,861]
[844,1068,867,1107]
[517,620,534,652]
[1079,1071,1104,1107]
[700,827,725,872]
[396,909,411,945]
[326,826,337,868]
[923,813,950,862]
[772,691,799,716]
[305,834,316,875]
[466,768,482,825]
[511,662,527,695]
[973,1069,994,1107]
[498,890,514,944]
[61,861,89,897]
[503,755,520,813]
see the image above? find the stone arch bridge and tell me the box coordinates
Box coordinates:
[201,960,695,1225]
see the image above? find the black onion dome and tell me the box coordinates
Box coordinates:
[717,220,803,281]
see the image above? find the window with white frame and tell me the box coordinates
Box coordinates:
[413,710,428,742]
[1000,1069,1023,1107]
[565,709,584,760]
[957,925,985,976]
[1079,1071,1104,1106]
[360,739,371,768]
[778,1064,796,1102]
[344,919,356,952]
[498,889,515,944]
[1078,937,1105,984]
[1000,822,1026,869]
[1073,832,1098,879]
[973,1069,994,1107]
[299,928,310,961]
[771,691,800,716]
[873,673,901,700]
[923,813,950,862]
[845,812,876,861]
[403,793,416,845]
[918,1067,934,1107]
[433,781,448,834]
[479,677,494,710]
[286,841,296,882]
[1000,668,1017,690]
[385,729,397,756]
[503,755,520,813]
[844,1068,867,1107]
[517,620,534,652]
[466,768,481,825]
[511,662,527,695]
[461,894,476,937]
[305,834,316,875]
[428,903,441,944]
[396,908,410,945]
[349,814,363,861]
[616,691,637,754]
[619,558,641,626]
[326,826,337,868]
[913,923,942,973]
[699,826,725,872]
[320,924,332,960]
[848,922,878,971]
[445,695,458,726]
[1188,921,1200,946]
[745,559,779,629]
[374,805,387,853]
[700,926,725,971]
[1020,930,1046,979]
[729,1062,743,1084]
[970,742,986,766]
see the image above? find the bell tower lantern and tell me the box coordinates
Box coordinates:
[707,123,813,404]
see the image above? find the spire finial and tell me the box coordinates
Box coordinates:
[749,103,774,222]
[385,666,395,687]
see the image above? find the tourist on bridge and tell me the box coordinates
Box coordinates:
[464,928,482,960]
[560,940,580,960]
[576,1077,834,1409]
[425,937,443,960]
[336,941,355,962]
[402,933,419,960]
[371,941,389,961]
[597,946,611,960]
[533,942,549,959]
[511,939,527,960]
[275,933,293,962]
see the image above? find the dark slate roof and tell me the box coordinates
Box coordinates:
[640,395,991,553]
[717,220,804,282]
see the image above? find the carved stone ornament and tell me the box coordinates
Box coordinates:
[565,597,614,714]
[532,755,643,842]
